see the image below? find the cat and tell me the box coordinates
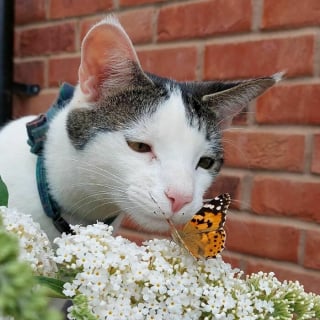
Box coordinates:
[0,16,281,241]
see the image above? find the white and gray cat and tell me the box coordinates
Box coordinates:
[0,16,280,241]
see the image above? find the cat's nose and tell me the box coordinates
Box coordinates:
[165,191,193,213]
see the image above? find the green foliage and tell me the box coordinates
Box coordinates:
[70,294,97,320]
[0,217,62,320]
[0,176,8,207]
[36,276,66,299]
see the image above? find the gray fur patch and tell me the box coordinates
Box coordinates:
[67,80,168,149]
[66,73,235,153]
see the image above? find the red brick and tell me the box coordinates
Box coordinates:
[221,253,241,269]
[311,134,320,174]
[246,260,320,294]
[119,9,154,44]
[14,31,20,57]
[120,215,142,232]
[120,0,166,6]
[256,84,320,125]
[232,107,248,126]
[14,60,45,88]
[226,216,300,262]
[117,227,155,245]
[80,9,154,45]
[15,0,46,25]
[251,176,320,223]
[223,131,305,172]
[50,0,113,19]
[80,17,103,42]
[262,0,320,29]
[20,23,76,56]
[158,0,251,42]
[204,35,314,80]
[205,174,242,209]
[48,56,80,87]
[304,230,320,270]
[138,47,197,81]
[120,216,169,237]
[13,91,58,118]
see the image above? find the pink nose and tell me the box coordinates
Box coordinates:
[165,191,193,213]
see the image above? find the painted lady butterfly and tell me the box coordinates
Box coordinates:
[167,193,231,260]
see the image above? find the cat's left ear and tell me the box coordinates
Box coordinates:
[203,73,282,129]
[78,16,151,102]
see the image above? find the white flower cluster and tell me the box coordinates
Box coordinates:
[1,208,319,320]
[0,206,57,276]
[54,222,320,320]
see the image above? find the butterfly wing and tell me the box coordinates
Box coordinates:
[175,193,231,259]
[184,193,231,233]
[177,227,227,259]
[168,218,202,259]
[201,229,226,258]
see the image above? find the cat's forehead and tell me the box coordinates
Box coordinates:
[133,89,205,139]
[149,75,218,132]
[67,77,219,149]
[124,88,219,160]
[107,80,217,140]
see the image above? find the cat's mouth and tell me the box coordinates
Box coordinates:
[123,191,196,232]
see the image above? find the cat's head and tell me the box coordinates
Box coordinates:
[66,16,280,231]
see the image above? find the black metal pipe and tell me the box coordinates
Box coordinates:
[0,0,14,126]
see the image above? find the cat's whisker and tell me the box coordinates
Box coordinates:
[69,182,127,194]
[148,192,169,220]
[46,164,127,195]
[78,201,143,225]
[67,184,128,200]
[66,190,122,206]
[61,156,122,178]
[79,160,127,185]
[229,198,252,211]
[66,191,128,219]
[56,156,127,188]
[223,126,251,132]
[68,191,129,212]
[107,203,144,218]
[75,165,124,185]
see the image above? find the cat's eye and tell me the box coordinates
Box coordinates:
[127,141,152,153]
[197,157,215,170]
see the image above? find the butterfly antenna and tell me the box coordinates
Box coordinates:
[148,192,176,230]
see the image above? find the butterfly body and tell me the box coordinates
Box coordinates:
[168,193,231,260]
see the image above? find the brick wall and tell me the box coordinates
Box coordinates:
[14,0,320,293]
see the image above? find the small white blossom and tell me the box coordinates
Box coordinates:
[2,209,320,320]
[52,223,320,319]
[0,206,57,276]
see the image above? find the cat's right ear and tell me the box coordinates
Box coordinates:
[202,73,283,129]
[78,16,151,102]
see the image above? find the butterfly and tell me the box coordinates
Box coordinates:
[167,193,231,260]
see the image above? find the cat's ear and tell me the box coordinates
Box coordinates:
[203,73,283,129]
[78,16,151,102]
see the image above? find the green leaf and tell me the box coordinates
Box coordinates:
[35,276,67,299]
[0,175,9,207]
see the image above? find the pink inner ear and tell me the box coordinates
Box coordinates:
[79,23,139,102]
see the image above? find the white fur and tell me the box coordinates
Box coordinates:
[0,15,275,242]
[1,16,216,241]
[0,86,216,241]
[0,116,61,240]
[51,88,215,234]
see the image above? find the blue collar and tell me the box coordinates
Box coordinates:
[26,83,117,234]
[26,83,74,234]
